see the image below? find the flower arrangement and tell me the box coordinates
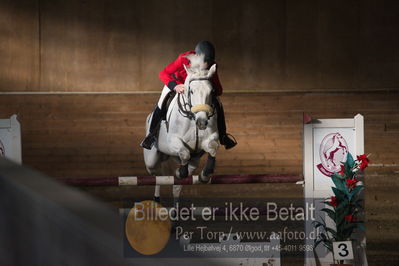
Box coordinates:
[313,153,369,264]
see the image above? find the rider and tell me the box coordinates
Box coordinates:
[140,41,237,150]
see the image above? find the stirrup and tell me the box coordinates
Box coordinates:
[220,133,237,150]
[140,134,157,150]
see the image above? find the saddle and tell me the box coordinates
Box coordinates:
[160,91,176,120]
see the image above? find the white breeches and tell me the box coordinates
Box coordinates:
[157,85,172,109]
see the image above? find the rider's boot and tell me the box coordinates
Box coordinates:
[214,98,237,150]
[141,106,163,150]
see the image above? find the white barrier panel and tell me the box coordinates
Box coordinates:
[303,114,367,266]
[0,115,22,164]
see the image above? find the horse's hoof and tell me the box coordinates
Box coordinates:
[175,168,182,179]
[153,196,161,203]
[199,171,211,184]
[176,165,189,179]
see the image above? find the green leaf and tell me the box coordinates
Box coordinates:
[336,206,350,221]
[331,173,345,181]
[350,185,364,199]
[314,239,323,248]
[319,216,327,225]
[342,223,357,239]
[321,208,336,221]
[336,212,345,226]
[320,232,328,241]
[332,187,348,201]
[336,200,348,211]
[331,174,347,191]
[346,152,355,168]
[323,242,333,252]
[325,227,337,238]
[344,162,353,179]
[313,221,324,228]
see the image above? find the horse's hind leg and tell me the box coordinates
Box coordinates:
[171,184,182,231]
[144,147,161,172]
[144,147,162,202]
[154,185,161,203]
[172,185,183,203]
[172,159,198,219]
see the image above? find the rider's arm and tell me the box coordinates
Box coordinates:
[159,51,192,91]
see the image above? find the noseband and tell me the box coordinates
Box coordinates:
[177,78,215,120]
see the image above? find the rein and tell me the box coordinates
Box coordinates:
[177,78,215,120]
[177,93,195,120]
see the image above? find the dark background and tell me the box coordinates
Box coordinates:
[1,0,398,92]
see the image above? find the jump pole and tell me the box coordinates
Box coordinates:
[61,174,302,187]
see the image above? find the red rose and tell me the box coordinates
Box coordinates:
[346,178,358,189]
[357,154,369,171]
[345,215,356,222]
[330,196,338,207]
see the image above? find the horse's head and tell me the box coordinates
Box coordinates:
[183,54,217,130]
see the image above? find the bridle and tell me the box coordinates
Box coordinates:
[177,78,215,121]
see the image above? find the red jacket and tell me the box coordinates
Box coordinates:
[159,50,223,96]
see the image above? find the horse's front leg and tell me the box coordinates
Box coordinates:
[169,136,191,179]
[199,154,215,183]
[199,132,219,183]
[202,132,219,157]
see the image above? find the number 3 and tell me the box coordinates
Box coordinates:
[338,243,349,257]
[333,241,353,260]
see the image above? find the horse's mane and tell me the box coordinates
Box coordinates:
[185,54,208,76]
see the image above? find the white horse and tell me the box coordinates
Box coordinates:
[143,54,220,201]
